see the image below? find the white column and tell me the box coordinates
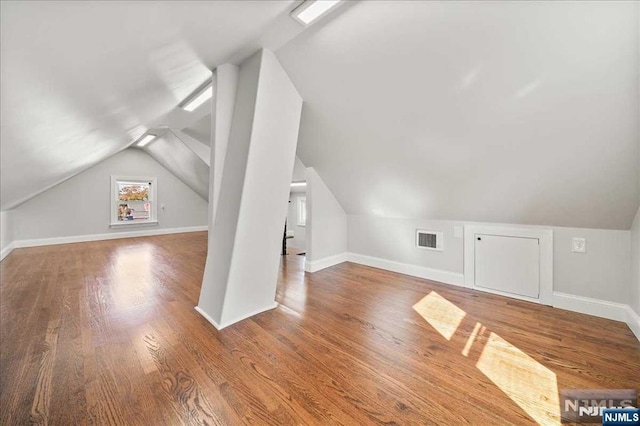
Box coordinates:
[197,49,302,329]
[210,64,239,226]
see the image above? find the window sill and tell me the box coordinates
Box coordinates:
[109,221,159,229]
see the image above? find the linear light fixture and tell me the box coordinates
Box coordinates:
[291,0,342,25]
[181,80,213,112]
[291,182,307,188]
[136,134,156,147]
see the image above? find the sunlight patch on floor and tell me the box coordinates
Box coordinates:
[462,322,482,357]
[413,292,561,424]
[476,332,560,425]
[112,244,154,310]
[412,291,466,340]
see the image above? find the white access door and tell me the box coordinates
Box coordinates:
[474,234,540,299]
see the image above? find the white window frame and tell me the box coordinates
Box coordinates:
[110,175,158,227]
[297,196,307,227]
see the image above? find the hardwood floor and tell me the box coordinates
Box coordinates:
[1,232,638,425]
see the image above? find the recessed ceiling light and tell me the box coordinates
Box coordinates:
[291,182,307,187]
[181,80,213,112]
[291,0,342,25]
[136,134,156,147]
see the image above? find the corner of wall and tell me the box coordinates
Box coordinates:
[629,206,640,321]
[626,305,640,342]
[305,167,348,272]
[0,210,15,261]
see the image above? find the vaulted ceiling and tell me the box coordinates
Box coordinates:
[2,1,639,230]
[278,0,640,229]
[0,1,305,210]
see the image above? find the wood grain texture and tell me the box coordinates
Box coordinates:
[1,232,638,425]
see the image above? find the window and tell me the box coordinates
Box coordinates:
[297,196,307,227]
[110,176,158,226]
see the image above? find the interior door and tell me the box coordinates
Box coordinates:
[474,234,540,299]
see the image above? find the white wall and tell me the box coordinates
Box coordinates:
[11,148,208,242]
[347,215,631,304]
[306,167,347,270]
[348,216,463,275]
[287,192,306,250]
[291,156,306,182]
[553,226,630,303]
[0,210,14,259]
[287,156,307,250]
[631,207,640,316]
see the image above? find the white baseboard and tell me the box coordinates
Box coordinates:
[346,252,465,287]
[552,292,628,322]
[625,305,640,342]
[194,306,223,329]
[195,303,278,330]
[220,303,279,329]
[305,253,348,273]
[343,254,638,342]
[0,242,15,262]
[11,225,208,249]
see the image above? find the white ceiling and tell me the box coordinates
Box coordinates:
[2,1,639,230]
[277,1,639,229]
[0,0,304,210]
[144,130,209,200]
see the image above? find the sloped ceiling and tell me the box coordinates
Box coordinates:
[2,1,639,230]
[0,0,305,210]
[144,131,209,200]
[182,114,212,147]
[277,1,640,229]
